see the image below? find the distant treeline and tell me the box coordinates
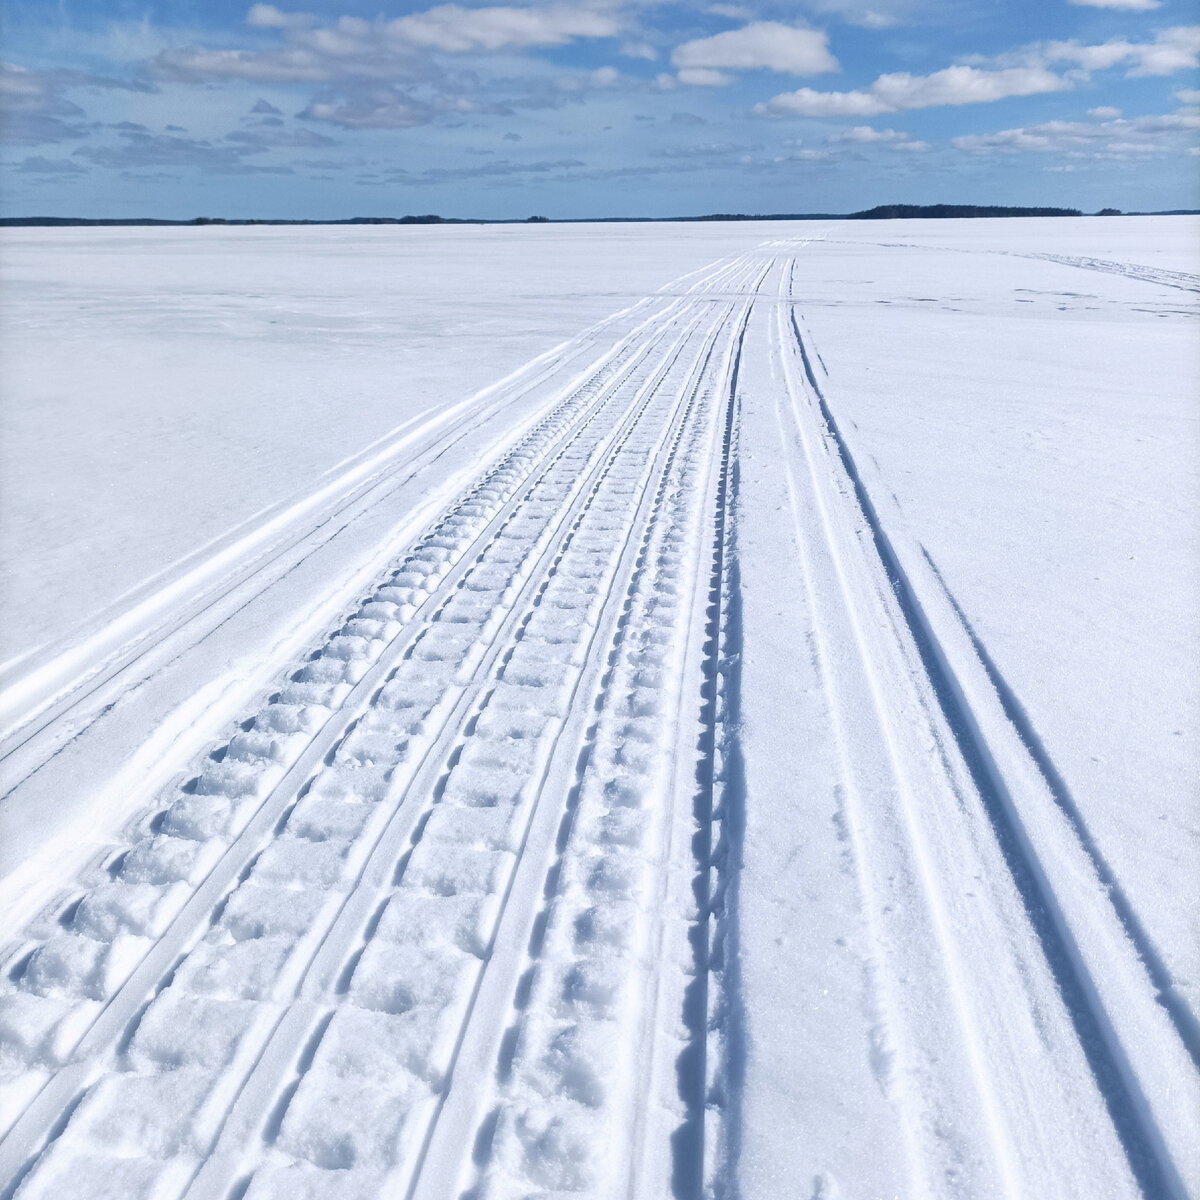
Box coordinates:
[850,204,1082,219]
[3,206,1194,228]
[0,214,484,228]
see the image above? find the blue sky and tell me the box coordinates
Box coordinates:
[1,0,1197,218]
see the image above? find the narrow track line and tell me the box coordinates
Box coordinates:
[768,282,956,1199]
[784,303,1190,1200]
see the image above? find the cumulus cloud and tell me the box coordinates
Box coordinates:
[671,22,839,76]
[987,26,1200,77]
[757,65,1067,116]
[385,5,619,53]
[150,45,366,84]
[1124,25,1200,75]
[246,4,317,29]
[831,124,900,141]
[757,88,889,116]
[149,3,622,85]
[952,109,1200,159]
[677,67,735,86]
[1067,0,1159,9]
[558,65,623,91]
[243,2,618,51]
[620,41,657,62]
[827,124,929,149]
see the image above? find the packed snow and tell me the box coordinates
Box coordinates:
[0,217,1196,1200]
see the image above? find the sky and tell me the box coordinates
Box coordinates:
[1,0,1198,218]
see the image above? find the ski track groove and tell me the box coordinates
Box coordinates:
[2,244,1193,1200]
[784,303,1190,1200]
[780,254,1194,1199]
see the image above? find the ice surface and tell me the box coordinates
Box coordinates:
[0,216,1195,1200]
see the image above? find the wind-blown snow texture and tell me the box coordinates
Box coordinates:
[0,218,1196,1200]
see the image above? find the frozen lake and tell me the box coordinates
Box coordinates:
[1,217,1196,1200]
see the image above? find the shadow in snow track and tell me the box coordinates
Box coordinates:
[788,307,1186,1200]
[671,312,748,1200]
[916,547,1200,1072]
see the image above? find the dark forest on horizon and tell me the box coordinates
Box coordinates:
[5,203,1196,227]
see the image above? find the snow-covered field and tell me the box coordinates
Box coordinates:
[0,218,1196,1199]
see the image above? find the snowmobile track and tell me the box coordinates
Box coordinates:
[0,263,766,1200]
[2,244,1196,1200]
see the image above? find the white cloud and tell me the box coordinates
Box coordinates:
[757,88,890,116]
[152,45,346,83]
[952,110,1200,159]
[1126,25,1200,75]
[672,22,839,76]
[246,5,317,29]
[877,66,1068,107]
[384,5,620,53]
[757,65,1068,116]
[856,10,900,28]
[1087,105,1121,118]
[1067,0,1159,9]
[1176,88,1200,104]
[830,124,907,141]
[993,26,1200,77]
[1038,40,1136,72]
[826,124,931,149]
[558,65,622,91]
[677,67,735,86]
[788,0,911,30]
[149,4,624,84]
[620,41,658,61]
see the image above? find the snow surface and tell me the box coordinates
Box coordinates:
[0,218,1196,1200]
[0,223,781,665]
